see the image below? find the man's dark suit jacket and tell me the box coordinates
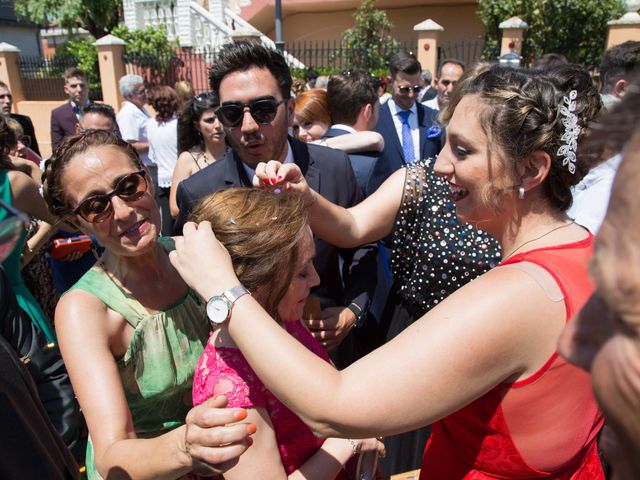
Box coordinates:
[50,102,80,152]
[323,127,381,197]
[175,138,377,349]
[368,101,442,194]
[10,113,41,156]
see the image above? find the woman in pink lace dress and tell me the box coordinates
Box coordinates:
[189,188,384,479]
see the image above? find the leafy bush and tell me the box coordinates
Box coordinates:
[478,0,626,67]
[112,24,179,68]
[333,0,401,72]
[52,24,179,99]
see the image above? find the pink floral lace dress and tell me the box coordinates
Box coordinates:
[192,320,347,478]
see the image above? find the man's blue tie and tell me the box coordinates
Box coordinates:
[398,110,415,164]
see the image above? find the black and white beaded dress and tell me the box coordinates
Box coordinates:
[380,158,501,475]
[384,158,501,339]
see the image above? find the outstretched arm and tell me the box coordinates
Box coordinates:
[222,406,383,480]
[255,161,405,247]
[319,131,384,153]
[171,222,563,439]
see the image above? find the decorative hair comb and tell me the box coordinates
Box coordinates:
[556,90,581,174]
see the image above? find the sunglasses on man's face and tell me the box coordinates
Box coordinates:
[71,170,148,223]
[397,85,422,95]
[215,98,287,128]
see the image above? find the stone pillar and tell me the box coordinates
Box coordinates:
[606,0,640,49]
[95,35,126,113]
[499,16,528,55]
[0,43,25,103]
[176,0,193,47]
[414,19,443,78]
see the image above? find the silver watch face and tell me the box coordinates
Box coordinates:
[206,296,231,325]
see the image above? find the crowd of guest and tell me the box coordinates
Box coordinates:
[0,37,639,480]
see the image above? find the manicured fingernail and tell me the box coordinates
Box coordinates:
[277,175,282,181]
[246,437,254,447]
[234,410,248,421]
[271,178,277,185]
[247,423,257,434]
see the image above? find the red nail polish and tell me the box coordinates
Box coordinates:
[277,175,282,181]
[270,178,276,185]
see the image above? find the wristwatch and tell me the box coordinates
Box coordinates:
[346,302,365,328]
[206,284,250,327]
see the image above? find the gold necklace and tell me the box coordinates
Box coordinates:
[502,221,575,261]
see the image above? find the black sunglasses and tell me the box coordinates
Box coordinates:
[397,85,422,94]
[194,92,215,102]
[71,170,148,223]
[215,98,287,128]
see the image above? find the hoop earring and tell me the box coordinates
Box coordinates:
[518,186,525,200]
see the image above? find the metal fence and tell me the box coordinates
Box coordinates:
[124,48,219,94]
[19,55,102,101]
[285,40,417,71]
[437,39,485,70]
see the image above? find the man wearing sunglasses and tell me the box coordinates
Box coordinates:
[175,41,378,369]
[369,51,443,195]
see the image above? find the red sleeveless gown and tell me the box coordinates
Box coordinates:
[420,235,604,479]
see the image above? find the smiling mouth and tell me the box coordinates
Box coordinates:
[449,182,469,201]
[120,219,147,237]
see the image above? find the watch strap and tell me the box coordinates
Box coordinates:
[346,302,364,328]
[223,284,250,303]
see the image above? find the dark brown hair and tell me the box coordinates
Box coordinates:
[189,188,308,322]
[63,67,87,83]
[149,85,179,123]
[0,116,17,165]
[327,72,377,126]
[43,130,143,217]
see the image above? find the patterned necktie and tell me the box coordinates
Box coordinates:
[398,110,415,164]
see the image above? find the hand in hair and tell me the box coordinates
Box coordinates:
[253,161,316,206]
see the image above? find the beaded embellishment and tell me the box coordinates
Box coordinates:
[391,160,501,312]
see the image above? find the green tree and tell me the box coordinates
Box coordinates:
[336,0,400,72]
[14,0,120,39]
[478,0,626,67]
[52,25,178,99]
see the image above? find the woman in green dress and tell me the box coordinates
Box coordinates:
[43,130,254,479]
[0,115,58,343]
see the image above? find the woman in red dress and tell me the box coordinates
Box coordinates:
[171,65,605,479]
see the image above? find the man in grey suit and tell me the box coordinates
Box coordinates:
[176,41,377,368]
[368,51,443,194]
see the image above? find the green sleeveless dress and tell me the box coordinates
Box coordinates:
[0,168,56,343]
[68,237,210,479]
